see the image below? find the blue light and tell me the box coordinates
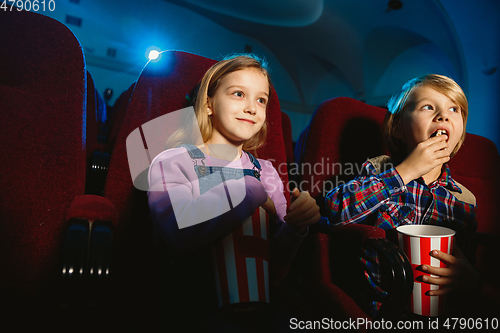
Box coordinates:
[148,50,160,60]
[145,46,162,62]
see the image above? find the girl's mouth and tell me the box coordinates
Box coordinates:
[237,118,255,125]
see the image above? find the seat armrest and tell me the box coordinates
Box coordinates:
[365,238,413,320]
[88,220,113,280]
[476,231,500,248]
[61,219,89,281]
[62,195,118,281]
[309,219,412,320]
[311,217,386,243]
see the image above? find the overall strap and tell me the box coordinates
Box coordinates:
[245,151,261,170]
[244,151,262,180]
[178,144,205,159]
[178,144,261,180]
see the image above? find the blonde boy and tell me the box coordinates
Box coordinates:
[326,74,480,315]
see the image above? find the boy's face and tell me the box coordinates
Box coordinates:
[400,86,463,154]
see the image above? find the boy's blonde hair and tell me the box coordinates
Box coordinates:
[384,74,468,159]
[167,54,271,152]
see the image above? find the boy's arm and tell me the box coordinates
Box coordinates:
[325,160,407,226]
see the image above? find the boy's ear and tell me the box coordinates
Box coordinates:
[392,120,405,140]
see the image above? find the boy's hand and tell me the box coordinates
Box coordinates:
[284,188,321,233]
[396,135,450,184]
[420,244,481,296]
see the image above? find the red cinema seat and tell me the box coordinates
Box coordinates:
[293,97,412,328]
[107,83,136,151]
[101,52,291,321]
[281,111,295,166]
[0,6,87,294]
[86,71,111,196]
[0,9,119,332]
[448,133,500,300]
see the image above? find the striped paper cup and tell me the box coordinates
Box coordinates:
[211,207,270,309]
[397,225,455,317]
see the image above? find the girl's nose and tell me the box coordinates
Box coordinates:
[245,103,257,115]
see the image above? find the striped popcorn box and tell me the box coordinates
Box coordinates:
[211,207,270,308]
[397,225,455,317]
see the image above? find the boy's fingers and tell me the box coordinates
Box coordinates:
[421,264,453,277]
[422,274,453,286]
[426,285,455,296]
[430,250,457,266]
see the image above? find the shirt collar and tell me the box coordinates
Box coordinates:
[434,164,462,193]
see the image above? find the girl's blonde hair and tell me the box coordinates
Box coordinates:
[167,54,272,152]
[384,74,468,160]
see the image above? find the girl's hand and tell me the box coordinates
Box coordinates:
[420,244,481,296]
[396,135,450,184]
[284,188,321,234]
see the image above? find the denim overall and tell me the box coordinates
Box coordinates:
[179,144,262,195]
[180,145,271,309]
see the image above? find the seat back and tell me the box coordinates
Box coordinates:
[107,83,136,151]
[0,8,87,287]
[299,97,388,201]
[448,133,500,279]
[86,71,99,156]
[281,111,294,165]
[290,97,388,320]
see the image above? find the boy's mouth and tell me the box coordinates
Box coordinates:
[430,129,448,140]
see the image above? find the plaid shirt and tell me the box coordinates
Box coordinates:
[325,155,477,316]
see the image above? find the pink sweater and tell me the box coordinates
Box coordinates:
[147,146,306,264]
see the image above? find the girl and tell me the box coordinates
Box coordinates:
[325,74,480,316]
[147,54,320,331]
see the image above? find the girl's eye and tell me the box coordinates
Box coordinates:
[421,105,433,110]
[449,107,458,113]
[233,91,243,97]
[257,97,267,105]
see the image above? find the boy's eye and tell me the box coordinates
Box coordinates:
[421,105,433,110]
[233,91,243,97]
[449,107,458,113]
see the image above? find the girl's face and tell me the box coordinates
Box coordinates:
[206,68,268,148]
[400,86,463,154]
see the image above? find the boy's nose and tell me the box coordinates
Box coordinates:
[435,109,450,121]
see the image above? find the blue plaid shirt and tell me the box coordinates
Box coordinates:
[325,155,477,316]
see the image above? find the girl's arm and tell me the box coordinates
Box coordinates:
[325,160,407,226]
[148,148,268,251]
[259,159,315,265]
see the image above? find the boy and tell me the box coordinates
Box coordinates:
[325,74,481,316]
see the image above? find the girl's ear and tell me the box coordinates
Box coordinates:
[206,97,213,115]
